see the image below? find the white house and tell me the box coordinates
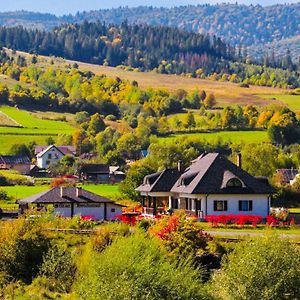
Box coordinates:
[18,186,124,221]
[36,145,66,169]
[136,153,274,218]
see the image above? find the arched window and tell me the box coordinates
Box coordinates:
[226,178,243,188]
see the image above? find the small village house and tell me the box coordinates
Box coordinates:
[18,186,123,220]
[36,145,67,169]
[0,155,31,174]
[79,164,125,183]
[276,168,299,185]
[137,153,275,218]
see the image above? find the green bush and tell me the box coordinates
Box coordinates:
[0,218,51,286]
[212,237,300,300]
[75,234,210,300]
[39,243,77,293]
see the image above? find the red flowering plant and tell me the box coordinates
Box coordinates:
[205,215,263,228]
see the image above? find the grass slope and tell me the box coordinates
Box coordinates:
[0,106,75,154]
[257,94,300,112]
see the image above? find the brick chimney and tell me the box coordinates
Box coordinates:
[76,187,83,197]
[237,153,242,168]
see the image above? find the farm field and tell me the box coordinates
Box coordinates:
[0,106,75,154]
[158,130,269,144]
[257,94,300,112]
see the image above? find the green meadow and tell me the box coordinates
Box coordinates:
[258,94,300,112]
[0,106,75,154]
[158,130,269,144]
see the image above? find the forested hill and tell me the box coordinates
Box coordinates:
[0,22,234,74]
[0,3,300,60]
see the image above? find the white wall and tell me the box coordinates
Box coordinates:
[37,147,65,169]
[53,203,122,220]
[205,194,270,217]
[106,204,123,220]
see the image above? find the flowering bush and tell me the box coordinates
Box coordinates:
[206,215,263,227]
[270,207,289,221]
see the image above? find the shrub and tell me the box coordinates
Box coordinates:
[75,234,210,300]
[39,243,77,292]
[212,238,300,300]
[0,218,51,285]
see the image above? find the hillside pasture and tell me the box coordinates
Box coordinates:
[158,130,269,144]
[257,94,300,112]
[5,49,285,107]
[0,106,75,154]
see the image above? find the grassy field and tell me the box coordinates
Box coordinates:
[257,94,300,112]
[0,184,120,210]
[158,130,269,144]
[0,184,120,200]
[0,106,75,154]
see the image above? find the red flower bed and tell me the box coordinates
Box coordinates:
[206,215,263,227]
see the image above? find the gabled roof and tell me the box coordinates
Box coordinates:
[36,145,65,158]
[18,186,123,206]
[171,153,275,195]
[0,155,31,165]
[80,164,110,174]
[136,169,181,193]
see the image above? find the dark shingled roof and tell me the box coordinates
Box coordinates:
[80,164,110,174]
[0,155,31,165]
[171,153,275,194]
[18,186,123,205]
[136,169,181,193]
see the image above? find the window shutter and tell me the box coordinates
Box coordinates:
[224,201,228,211]
[249,201,253,211]
[239,201,242,211]
[214,201,217,211]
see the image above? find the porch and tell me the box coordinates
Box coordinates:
[141,195,204,219]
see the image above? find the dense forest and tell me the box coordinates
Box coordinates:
[0,4,300,60]
[0,22,299,88]
[0,22,233,75]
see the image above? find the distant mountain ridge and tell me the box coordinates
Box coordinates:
[0,4,300,60]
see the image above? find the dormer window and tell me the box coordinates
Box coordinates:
[226,178,243,188]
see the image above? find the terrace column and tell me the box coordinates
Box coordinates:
[168,196,172,209]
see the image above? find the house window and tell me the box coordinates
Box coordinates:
[48,153,52,159]
[226,178,243,187]
[111,208,115,213]
[214,200,228,211]
[239,200,253,211]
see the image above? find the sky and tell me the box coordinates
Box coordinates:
[0,0,298,15]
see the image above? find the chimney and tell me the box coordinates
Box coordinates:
[60,186,67,198]
[178,160,183,173]
[76,187,83,197]
[237,153,242,168]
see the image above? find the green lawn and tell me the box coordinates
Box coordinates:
[0,184,120,210]
[258,94,300,112]
[0,106,75,154]
[81,184,120,198]
[158,130,269,144]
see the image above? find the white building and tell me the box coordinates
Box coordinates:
[36,145,66,169]
[19,186,124,221]
[136,153,274,218]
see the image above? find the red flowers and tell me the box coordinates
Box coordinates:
[206,215,263,227]
[156,215,179,240]
[81,215,95,221]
